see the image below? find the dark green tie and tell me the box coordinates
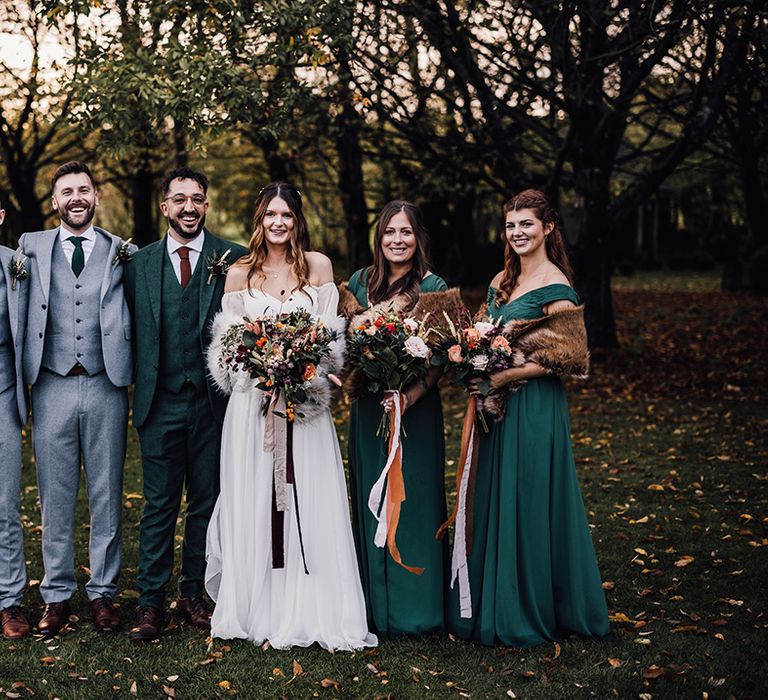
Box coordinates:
[68,236,84,276]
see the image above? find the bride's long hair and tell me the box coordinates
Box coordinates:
[237,182,311,294]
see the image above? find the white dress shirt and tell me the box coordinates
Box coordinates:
[59,224,97,266]
[166,230,205,284]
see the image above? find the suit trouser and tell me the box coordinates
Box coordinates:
[136,383,221,608]
[0,383,24,610]
[32,369,127,603]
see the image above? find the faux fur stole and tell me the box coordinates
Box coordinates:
[340,287,465,400]
[206,306,346,425]
[479,304,590,420]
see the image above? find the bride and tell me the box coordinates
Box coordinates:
[205,182,376,651]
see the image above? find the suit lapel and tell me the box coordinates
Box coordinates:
[38,229,57,303]
[3,253,18,342]
[145,238,165,329]
[198,230,217,333]
[97,227,118,302]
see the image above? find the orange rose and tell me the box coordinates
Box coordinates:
[491,335,511,352]
[256,337,268,348]
[465,328,481,342]
[303,363,317,381]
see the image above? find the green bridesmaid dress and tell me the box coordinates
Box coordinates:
[347,268,448,636]
[448,284,610,647]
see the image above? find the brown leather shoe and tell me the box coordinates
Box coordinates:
[128,606,163,642]
[91,596,120,633]
[174,596,212,630]
[38,600,71,636]
[1,606,31,639]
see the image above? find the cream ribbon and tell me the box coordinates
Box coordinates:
[451,419,475,618]
[263,390,289,511]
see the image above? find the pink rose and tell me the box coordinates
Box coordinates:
[447,344,464,363]
[491,335,511,353]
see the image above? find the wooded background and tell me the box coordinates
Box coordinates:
[1,0,766,347]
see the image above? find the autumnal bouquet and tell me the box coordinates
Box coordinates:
[346,309,433,405]
[346,307,435,575]
[214,309,339,422]
[432,312,518,620]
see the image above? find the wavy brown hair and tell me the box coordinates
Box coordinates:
[367,200,431,308]
[496,189,573,306]
[237,182,311,296]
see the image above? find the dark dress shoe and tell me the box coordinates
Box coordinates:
[128,606,164,642]
[174,596,212,630]
[91,596,120,633]
[38,601,71,636]
[1,606,31,639]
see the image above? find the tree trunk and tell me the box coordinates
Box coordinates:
[131,158,157,247]
[572,175,619,349]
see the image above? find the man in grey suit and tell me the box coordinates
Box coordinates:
[0,200,31,639]
[20,161,136,635]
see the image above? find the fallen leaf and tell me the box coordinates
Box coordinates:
[218,680,232,689]
[674,555,695,567]
[320,678,341,691]
[163,686,175,698]
[293,659,304,676]
[608,658,621,668]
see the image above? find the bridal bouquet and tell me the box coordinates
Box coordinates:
[215,309,339,422]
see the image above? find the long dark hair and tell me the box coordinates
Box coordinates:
[367,200,431,307]
[237,182,311,294]
[496,189,573,306]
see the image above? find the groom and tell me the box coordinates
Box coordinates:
[0,201,30,638]
[21,161,135,635]
[124,167,247,642]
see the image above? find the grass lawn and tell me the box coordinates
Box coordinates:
[1,272,766,699]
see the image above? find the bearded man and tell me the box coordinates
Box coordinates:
[123,167,246,642]
[20,161,136,636]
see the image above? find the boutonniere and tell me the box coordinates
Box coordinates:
[206,248,231,285]
[8,253,28,291]
[112,238,134,266]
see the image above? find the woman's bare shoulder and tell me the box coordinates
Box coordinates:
[490,270,504,288]
[306,251,333,284]
[225,263,250,292]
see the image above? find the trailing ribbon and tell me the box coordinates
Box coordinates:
[266,393,309,574]
[263,391,289,511]
[436,395,480,617]
[367,390,424,575]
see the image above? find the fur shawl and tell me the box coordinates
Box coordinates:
[481,304,590,420]
[206,307,347,424]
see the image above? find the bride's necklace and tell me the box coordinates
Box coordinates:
[261,263,294,297]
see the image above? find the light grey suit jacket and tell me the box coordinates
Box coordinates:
[0,244,28,425]
[20,226,136,387]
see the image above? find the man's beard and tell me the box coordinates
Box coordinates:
[59,201,96,230]
[168,212,206,239]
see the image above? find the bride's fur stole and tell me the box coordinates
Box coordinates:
[206,306,347,424]
[479,303,590,420]
[337,285,465,400]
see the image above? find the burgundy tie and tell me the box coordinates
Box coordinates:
[177,246,191,288]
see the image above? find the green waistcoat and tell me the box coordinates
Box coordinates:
[158,250,205,392]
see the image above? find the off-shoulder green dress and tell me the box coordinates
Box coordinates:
[347,268,448,636]
[448,284,609,646]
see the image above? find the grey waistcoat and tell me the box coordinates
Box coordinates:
[41,234,109,376]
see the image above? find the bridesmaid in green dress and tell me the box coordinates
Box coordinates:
[347,200,447,636]
[449,189,609,646]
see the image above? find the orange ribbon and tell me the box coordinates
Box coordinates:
[384,392,424,575]
[436,395,479,552]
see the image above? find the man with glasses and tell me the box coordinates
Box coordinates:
[20,162,136,636]
[124,167,247,641]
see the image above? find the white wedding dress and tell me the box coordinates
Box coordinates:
[205,283,377,651]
